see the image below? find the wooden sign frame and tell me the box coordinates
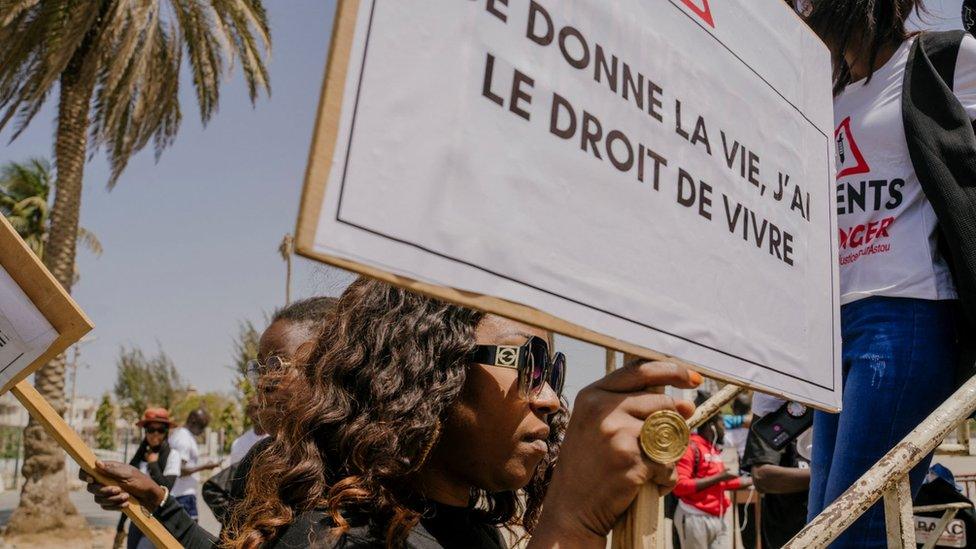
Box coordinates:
[0,216,179,547]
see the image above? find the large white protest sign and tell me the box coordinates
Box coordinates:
[297,0,841,409]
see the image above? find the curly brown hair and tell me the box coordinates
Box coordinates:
[224,278,567,548]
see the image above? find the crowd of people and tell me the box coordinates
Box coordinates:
[72,0,976,547]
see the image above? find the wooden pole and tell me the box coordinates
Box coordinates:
[11,381,180,549]
[610,352,668,549]
[279,233,294,305]
[688,384,745,430]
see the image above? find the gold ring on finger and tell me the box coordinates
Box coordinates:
[639,410,690,464]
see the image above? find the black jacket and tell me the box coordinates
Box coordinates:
[904,31,976,382]
[154,438,503,548]
[118,439,177,533]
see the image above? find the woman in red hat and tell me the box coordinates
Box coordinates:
[118,408,181,549]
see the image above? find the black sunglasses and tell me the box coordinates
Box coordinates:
[144,426,168,435]
[469,336,566,400]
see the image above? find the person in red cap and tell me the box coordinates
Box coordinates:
[116,408,181,549]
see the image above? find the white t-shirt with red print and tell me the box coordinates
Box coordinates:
[833,34,976,305]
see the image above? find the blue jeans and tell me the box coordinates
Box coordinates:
[807,296,958,548]
[174,494,199,521]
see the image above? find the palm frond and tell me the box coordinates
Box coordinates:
[76,226,102,256]
[1,0,270,187]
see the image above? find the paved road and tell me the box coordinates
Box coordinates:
[0,484,220,536]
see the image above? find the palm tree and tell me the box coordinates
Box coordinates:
[0,3,270,533]
[0,158,51,256]
[0,157,102,263]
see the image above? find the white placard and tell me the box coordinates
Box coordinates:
[302,0,841,409]
[915,515,967,548]
[0,266,57,388]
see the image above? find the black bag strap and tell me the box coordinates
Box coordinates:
[919,30,964,88]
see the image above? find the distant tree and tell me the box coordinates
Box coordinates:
[218,403,241,455]
[0,157,101,269]
[231,320,260,430]
[94,394,116,451]
[113,346,186,421]
[1,1,270,532]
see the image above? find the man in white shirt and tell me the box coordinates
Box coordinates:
[229,402,268,465]
[168,409,219,521]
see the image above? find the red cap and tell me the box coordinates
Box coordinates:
[136,407,174,428]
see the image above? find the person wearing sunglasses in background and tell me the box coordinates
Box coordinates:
[116,408,181,549]
[798,1,976,547]
[86,277,702,548]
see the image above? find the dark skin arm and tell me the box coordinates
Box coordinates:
[180,461,219,476]
[81,462,167,511]
[752,464,810,494]
[694,470,738,492]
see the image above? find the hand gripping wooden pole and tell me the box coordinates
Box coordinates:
[610,352,673,549]
[11,381,181,549]
[609,357,746,549]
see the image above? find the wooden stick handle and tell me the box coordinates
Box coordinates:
[612,483,664,549]
[609,352,669,549]
[11,381,181,549]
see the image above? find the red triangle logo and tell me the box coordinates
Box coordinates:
[680,0,715,28]
[835,117,870,177]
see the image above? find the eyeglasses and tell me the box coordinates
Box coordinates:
[245,355,292,386]
[144,426,168,435]
[469,336,566,400]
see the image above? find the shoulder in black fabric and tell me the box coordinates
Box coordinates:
[903,29,976,383]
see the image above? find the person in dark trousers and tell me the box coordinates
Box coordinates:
[167,408,219,521]
[799,1,976,546]
[83,277,703,548]
[117,408,180,549]
[740,395,810,549]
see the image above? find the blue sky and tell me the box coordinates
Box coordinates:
[2,1,351,397]
[0,0,602,402]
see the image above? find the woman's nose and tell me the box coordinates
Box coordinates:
[530,382,561,416]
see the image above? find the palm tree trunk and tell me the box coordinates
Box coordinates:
[5,68,92,535]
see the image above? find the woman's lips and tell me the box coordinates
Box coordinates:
[525,438,548,453]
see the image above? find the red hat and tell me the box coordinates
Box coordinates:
[136,407,174,428]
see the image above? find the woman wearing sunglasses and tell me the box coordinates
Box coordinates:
[220,278,699,547]
[118,408,181,549]
[85,278,700,547]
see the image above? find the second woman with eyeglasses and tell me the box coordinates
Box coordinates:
[84,278,701,547]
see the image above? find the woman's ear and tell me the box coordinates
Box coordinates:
[295,340,317,365]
